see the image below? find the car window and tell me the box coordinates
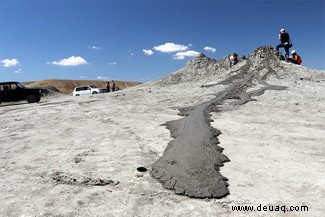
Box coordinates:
[11,83,19,90]
[4,85,10,90]
[76,87,90,91]
[16,82,25,88]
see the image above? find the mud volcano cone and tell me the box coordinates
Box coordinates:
[150,46,289,198]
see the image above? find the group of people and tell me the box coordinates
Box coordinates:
[230,28,302,67]
[106,81,116,92]
[276,28,302,65]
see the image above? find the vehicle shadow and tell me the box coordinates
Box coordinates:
[0,101,29,107]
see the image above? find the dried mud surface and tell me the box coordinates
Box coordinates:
[1,46,325,216]
[151,47,288,198]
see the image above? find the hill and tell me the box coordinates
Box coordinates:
[150,46,325,199]
[23,79,142,94]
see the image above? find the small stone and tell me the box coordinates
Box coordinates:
[74,157,83,163]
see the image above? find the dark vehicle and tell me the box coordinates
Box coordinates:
[0,81,46,104]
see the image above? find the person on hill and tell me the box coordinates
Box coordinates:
[106,81,110,92]
[241,55,246,61]
[288,50,302,65]
[230,53,238,67]
[276,28,292,59]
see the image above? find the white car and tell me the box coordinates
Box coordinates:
[73,85,103,96]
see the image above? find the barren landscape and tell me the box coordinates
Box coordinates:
[1,46,324,217]
[23,80,142,94]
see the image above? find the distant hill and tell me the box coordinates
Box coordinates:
[23,79,142,94]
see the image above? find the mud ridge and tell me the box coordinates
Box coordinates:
[48,171,119,187]
[151,46,287,198]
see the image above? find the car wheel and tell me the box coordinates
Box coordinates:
[27,95,37,103]
[36,96,41,102]
[75,94,80,96]
[92,92,98,94]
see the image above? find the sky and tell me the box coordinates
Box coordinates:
[0,0,324,83]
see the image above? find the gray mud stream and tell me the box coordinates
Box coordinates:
[151,48,287,198]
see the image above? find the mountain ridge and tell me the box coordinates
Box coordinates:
[155,46,324,86]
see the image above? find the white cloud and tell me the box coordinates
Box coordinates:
[153,43,188,53]
[204,46,216,52]
[173,50,201,60]
[128,50,134,57]
[97,76,108,80]
[143,49,154,56]
[109,62,117,65]
[14,68,23,74]
[1,58,19,67]
[88,45,102,50]
[80,76,88,79]
[52,56,88,66]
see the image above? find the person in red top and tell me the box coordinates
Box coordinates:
[288,50,302,65]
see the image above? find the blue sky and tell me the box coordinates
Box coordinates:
[0,0,324,82]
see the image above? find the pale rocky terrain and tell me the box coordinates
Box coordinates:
[0,46,324,216]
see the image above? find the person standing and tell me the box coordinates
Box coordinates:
[276,28,292,59]
[112,80,116,92]
[106,81,110,92]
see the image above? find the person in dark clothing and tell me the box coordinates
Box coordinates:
[106,81,110,92]
[112,81,116,92]
[230,53,238,67]
[276,29,292,58]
